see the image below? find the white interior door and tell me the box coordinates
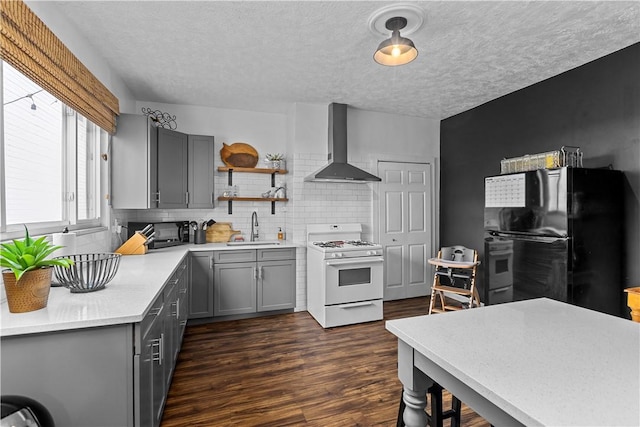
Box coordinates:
[378,161,433,300]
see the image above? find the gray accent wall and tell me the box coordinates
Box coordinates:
[440,43,640,299]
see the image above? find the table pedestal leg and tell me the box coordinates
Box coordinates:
[402,388,428,427]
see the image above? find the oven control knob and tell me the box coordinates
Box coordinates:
[331,253,343,258]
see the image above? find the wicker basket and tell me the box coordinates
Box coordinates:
[2,268,52,313]
[54,253,121,293]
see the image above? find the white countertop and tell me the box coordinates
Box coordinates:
[386,298,640,427]
[1,242,298,337]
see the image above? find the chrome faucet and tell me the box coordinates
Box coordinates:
[250,211,259,241]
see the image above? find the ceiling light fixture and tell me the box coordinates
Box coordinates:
[374,17,418,66]
[368,4,425,67]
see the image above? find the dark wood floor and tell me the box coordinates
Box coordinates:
[161,297,490,426]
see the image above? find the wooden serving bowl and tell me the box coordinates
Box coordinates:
[220,142,259,168]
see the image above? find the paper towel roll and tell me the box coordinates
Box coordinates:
[52,232,77,257]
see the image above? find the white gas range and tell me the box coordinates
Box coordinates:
[306,224,384,328]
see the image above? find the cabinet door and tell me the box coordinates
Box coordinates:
[258,259,296,312]
[111,113,158,209]
[164,284,177,386]
[152,321,166,427]
[138,306,164,427]
[214,261,257,316]
[157,128,188,209]
[176,259,189,345]
[188,135,214,208]
[189,252,214,319]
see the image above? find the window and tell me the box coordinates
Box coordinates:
[1,61,104,236]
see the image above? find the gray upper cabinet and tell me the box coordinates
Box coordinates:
[111,113,213,210]
[188,135,215,208]
[111,114,158,209]
[157,128,188,209]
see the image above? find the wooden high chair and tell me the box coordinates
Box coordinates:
[428,246,481,314]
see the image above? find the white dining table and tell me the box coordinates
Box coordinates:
[386,298,640,427]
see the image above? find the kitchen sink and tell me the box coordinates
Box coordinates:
[226,241,281,246]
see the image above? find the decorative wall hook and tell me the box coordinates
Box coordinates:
[141,107,177,130]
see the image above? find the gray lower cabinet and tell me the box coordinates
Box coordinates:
[258,259,296,311]
[188,251,214,318]
[0,256,189,427]
[210,248,296,318]
[136,256,188,427]
[1,324,135,427]
[136,294,165,427]
[214,260,257,316]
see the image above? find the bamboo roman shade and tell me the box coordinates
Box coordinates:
[0,0,119,132]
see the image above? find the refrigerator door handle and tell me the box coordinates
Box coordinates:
[490,232,569,244]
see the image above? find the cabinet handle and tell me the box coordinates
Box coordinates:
[253,267,258,280]
[175,299,180,319]
[151,338,161,363]
[185,192,189,204]
[156,191,161,203]
[210,257,214,270]
[258,266,263,280]
[159,333,164,366]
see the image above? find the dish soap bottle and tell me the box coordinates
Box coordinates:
[277,227,284,241]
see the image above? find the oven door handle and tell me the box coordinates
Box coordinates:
[339,301,376,309]
[326,257,384,266]
[489,249,513,256]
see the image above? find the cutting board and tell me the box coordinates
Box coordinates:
[206,222,241,243]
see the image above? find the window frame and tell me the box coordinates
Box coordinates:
[0,61,106,241]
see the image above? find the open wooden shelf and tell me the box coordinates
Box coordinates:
[217,166,289,214]
[217,166,288,174]
[217,197,289,202]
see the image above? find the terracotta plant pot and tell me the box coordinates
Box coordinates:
[2,268,52,313]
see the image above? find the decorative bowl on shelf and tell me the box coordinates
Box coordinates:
[53,253,121,293]
[220,142,259,168]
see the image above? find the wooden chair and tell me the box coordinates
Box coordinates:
[428,246,481,315]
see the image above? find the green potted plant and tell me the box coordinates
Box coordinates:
[265,153,285,170]
[1,226,74,313]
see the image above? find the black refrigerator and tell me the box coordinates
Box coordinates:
[483,167,624,317]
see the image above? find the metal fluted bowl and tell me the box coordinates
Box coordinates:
[53,253,121,293]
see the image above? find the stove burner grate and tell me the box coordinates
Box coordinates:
[313,241,344,248]
[344,240,376,247]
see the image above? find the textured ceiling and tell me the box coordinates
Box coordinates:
[53,1,640,119]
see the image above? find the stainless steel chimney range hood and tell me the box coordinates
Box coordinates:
[304,103,381,183]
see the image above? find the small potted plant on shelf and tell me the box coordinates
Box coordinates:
[1,226,74,313]
[265,153,285,170]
